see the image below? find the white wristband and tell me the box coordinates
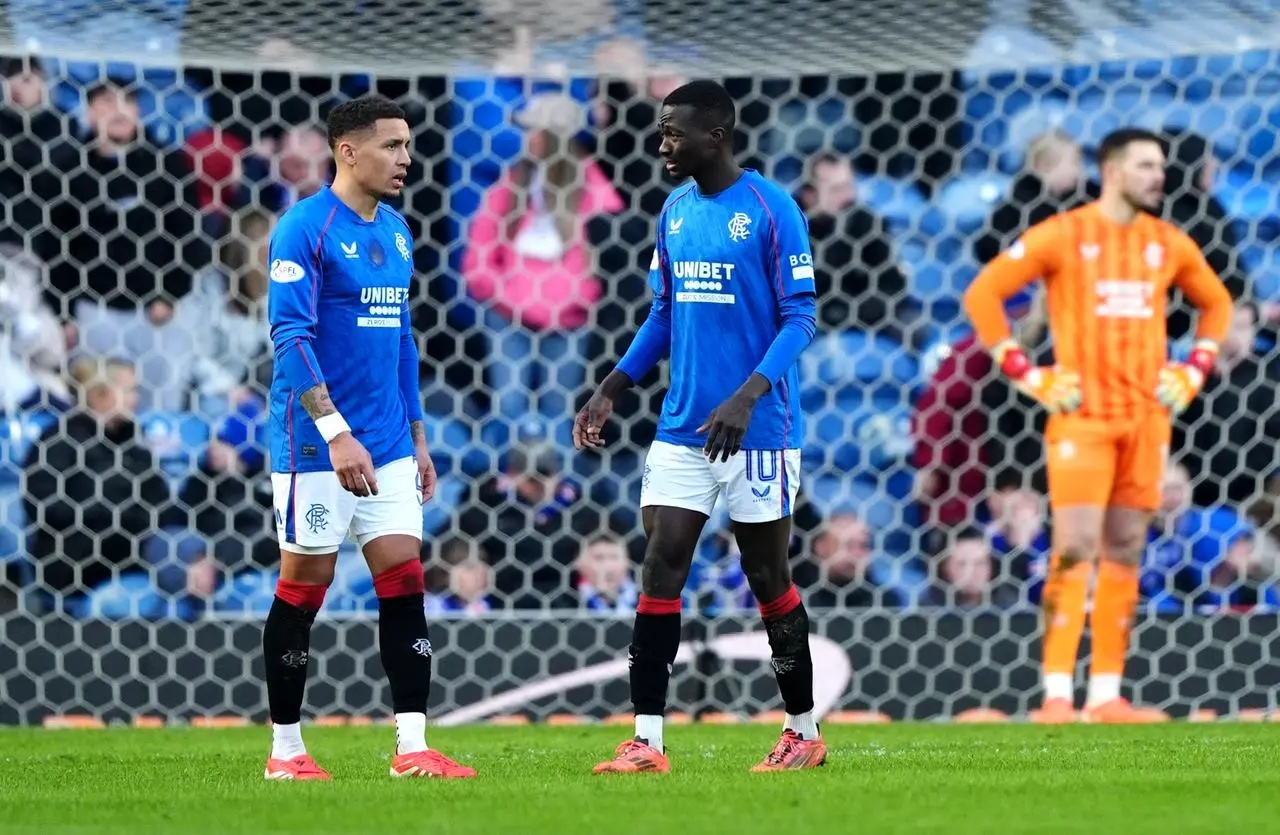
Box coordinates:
[315,412,352,443]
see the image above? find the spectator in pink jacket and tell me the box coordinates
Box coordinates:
[463,92,623,446]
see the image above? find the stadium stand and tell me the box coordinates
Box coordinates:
[2,0,1280,724]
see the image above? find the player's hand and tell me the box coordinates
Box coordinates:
[1155,340,1217,414]
[329,432,378,497]
[415,445,437,504]
[698,391,758,462]
[574,390,614,450]
[993,339,1082,414]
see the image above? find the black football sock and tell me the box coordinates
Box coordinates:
[759,586,817,734]
[263,584,325,728]
[629,595,683,750]
[378,594,433,715]
[374,561,433,755]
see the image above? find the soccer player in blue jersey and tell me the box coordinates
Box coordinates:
[575,80,825,773]
[262,95,476,781]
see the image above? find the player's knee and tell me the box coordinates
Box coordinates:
[641,535,695,598]
[279,552,337,586]
[1103,529,1146,566]
[1057,533,1101,569]
[742,558,792,604]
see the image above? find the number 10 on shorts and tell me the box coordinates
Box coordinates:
[744,450,779,484]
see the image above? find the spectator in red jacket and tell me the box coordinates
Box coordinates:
[912,291,1048,536]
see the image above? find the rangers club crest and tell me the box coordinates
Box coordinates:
[305,503,329,534]
[281,650,309,668]
[1144,242,1164,269]
[395,232,411,262]
[728,212,752,242]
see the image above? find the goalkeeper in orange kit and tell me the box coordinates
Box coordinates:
[963,128,1233,723]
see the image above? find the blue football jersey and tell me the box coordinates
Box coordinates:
[267,186,423,473]
[650,169,817,450]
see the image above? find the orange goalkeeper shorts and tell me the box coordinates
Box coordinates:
[1044,410,1171,512]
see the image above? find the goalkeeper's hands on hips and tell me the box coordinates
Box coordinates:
[993,339,1083,414]
[1155,339,1218,414]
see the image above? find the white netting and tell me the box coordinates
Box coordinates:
[3,1,1280,76]
[2,1,1280,724]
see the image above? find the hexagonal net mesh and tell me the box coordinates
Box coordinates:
[3,1,1280,726]
[4,1,1280,76]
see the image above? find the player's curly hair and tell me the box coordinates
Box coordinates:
[663,79,736,132]
[326,94,406,148]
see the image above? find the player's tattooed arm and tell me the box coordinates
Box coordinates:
[300,384,338,420]
[409,419,438,503]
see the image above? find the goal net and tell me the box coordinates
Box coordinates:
[2,0,1280,726]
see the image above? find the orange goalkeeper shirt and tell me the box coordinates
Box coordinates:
[963,203,1233,421]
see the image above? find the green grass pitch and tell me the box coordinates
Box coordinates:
[3,723,1278,834]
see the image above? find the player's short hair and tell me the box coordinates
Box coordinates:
[951,526,987,545]
[991,469,1027,493]
[583,534,625,551]
[325,94,406,149]
[1097,127,1163,165]
[0,55,42,79]
[662,79,736,132]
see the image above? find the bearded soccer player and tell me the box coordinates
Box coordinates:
[963,127,1232,723]
[262,95,475,780]
[575,80,823,773]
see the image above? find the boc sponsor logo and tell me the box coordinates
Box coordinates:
[789,253,814,280]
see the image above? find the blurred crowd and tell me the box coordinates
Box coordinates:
[2,32,1279,621]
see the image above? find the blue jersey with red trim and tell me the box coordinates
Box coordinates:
[267,186,421,473]
[650,170,816,450]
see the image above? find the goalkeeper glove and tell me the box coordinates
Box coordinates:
[1155,339,1218,414]
[992,339,1083,414]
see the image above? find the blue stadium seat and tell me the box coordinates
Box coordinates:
[66,573,194,621]
[0,485,29,572]
[800,331,920,393]
[422,474,467,540]
[855,175,931,235]
[987,99,1071,173]
[212,570,280,618]
[0,410,58,486]
[324,545,378,614]
[137,411,210,484]
[1216,170,1280,226]
[803,379,914,474]
[807,474,902,531]
[937,173,1012,235]
[420,412,489,479]
[44,61,210,149]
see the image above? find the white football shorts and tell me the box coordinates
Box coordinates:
[271,456,423,555]
[639,440,801,523]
